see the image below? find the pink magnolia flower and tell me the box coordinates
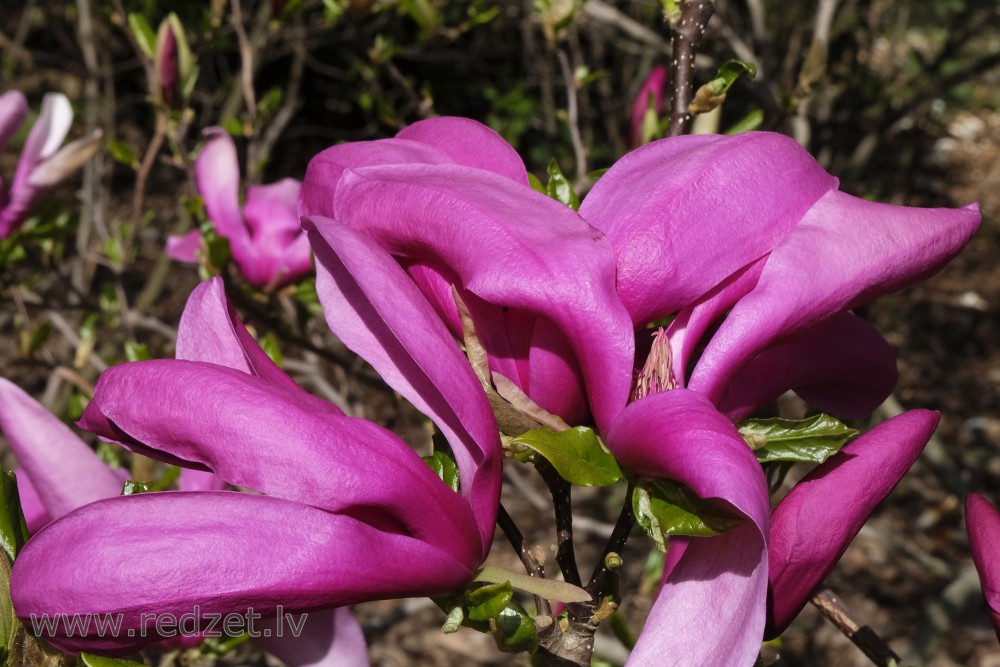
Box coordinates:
[967,493,1000,638]
[168,128,312,290]
[0,91,99,238]
[296,117,978,665]
[629,65,667,147]
[11,277,499,663]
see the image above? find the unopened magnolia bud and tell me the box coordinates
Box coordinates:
[604,552,623,570]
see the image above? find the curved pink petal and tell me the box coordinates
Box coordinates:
[629,65,667,147]
[691,193,980,403]
[299,138,452,219]
[196,128,250,257]
[13,471,52,534]
[306,217,499,554]
[766,409,938,637]
[718,311,898,422]
[77,361,479,565]
[396,116,528,186]
[0,379,123,520]
[178,468,226,492]
[166,229,201,263]
[175,277,314,399]
[579,132,836,326]
[327,163,634,432]
[10,92,72,195]
[607,390,769,666]
[967,493,1000,639]
[260,607,368,667]
[11,492,473,655]
[0,90,28,154]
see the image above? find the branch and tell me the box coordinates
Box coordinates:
[497,503,552,618]
[556,48,588,190]
[810,586,906,667]
[585,484,634,599]
[536,459,581,587]
[667,0,716,137]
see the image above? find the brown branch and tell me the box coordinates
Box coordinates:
[811,586,906,667]
[556,48,587,189]
[230,0,257,123]
[667,0,716,137]
[536,459,581,587]
[496,503,552,619]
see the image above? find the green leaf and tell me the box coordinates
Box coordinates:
[632,478,742,550]
[708,59,758,96]
[465,582,513,622]
[121,480,152,496]
[258,333,283,367]
[106,138,138,169]
[0,472,29,564]
[527,172,545,194]
[724,109,764,135]
[123,341,151,363]
[121,466,179,496]
[96,442,123,469]
[474,566,589,603]
[738,413,857,464]
[545,159,580,211]
[80,653,147,667]
[422,451,460,492]
[127,13,156,59]
[512,427,621,487]
[492,600,539,654]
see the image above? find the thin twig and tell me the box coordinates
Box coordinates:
[667,0,716,137]
[556,48,588,189]
[536,459,581,587]
[810,586,905,667]
[72,0,103,296]
[497,503,552,618]
[586,484,635,598]
[129,111,166,236]
[230,0,258,122]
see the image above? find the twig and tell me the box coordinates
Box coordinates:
[497,503,552,618]
[536,459,581,587]
[72,0,103,296]
[582,1,670,53]
[810,586,905,667]
[586,484,634,598]
[129,111,166,234]
[667,0,716,137]
[230,0,257,123]
[556,49,588,190]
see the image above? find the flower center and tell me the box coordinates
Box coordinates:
[631,327,677,401]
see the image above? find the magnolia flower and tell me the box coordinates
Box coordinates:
[11,277,499,663]
[0,91,99,239]
[967,493,1000,638]
[168,128,312,290]
[629,65,667,147]
[297,117,978,665]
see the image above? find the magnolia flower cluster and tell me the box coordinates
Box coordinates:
[4,118,985,666]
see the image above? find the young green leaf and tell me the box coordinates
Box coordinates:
[632,478,742,551]
[709,59,758,97]
[465,582,513,622]
[545,159,580,211]
[512,427,621,487]
[127,13,156,59]
[492,600,539,654]
[738,413,857,464]
[0,472,29,564]
[80,653,147,667]
[422,451,461,493]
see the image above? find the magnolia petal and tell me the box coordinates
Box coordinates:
[665,257,765,385]
[27,130,100,189]
[239,178,310,288]
[579,132,836,325]
[396,116,528,186]
[10,93,73,195]
[195,128,251,257]
[307,217,500,554]
[260,607,368,667]
[13,471,51,534]
[718,311,898,422]
[628,522,766,667]
[967,494,1000,639]
[0,91,28,153]
[175,278,315,400]
[77,361,479,564]
[178,468,226,492]
[608,390,769,667]
[166,229,201,263]
[329,164,634,432]
[0,379,123,520]
[691,192,980,403]
[11,492,473,655]
[766,409,938,637]
[299,138,452,219]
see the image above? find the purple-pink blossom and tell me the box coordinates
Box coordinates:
[967,493,1000,639]
[168,128,312,290]
[0,91,99,239]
